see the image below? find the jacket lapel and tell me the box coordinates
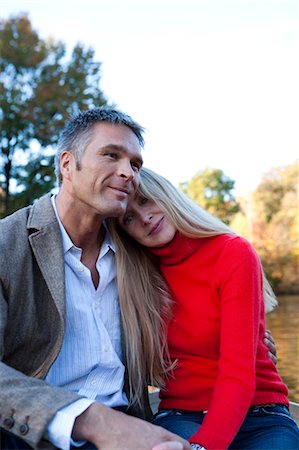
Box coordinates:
[27,194,66,322]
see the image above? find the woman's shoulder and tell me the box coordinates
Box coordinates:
[212,233,259,262]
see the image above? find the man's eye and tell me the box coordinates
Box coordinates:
[106,152,118,159]
[131,161,141,172]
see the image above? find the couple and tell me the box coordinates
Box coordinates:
[0,107,298,450]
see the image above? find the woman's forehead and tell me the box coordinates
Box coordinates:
[125,193,140,212]
[132,191,146,204]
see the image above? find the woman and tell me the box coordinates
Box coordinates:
[108,167,299,450]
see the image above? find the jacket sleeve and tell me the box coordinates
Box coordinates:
[0,285,84,448]
[0,282,83,449]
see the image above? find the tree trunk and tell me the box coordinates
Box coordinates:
[4,159,11,215]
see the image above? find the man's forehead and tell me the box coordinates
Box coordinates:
[92,121,140,141]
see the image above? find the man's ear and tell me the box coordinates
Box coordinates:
[60,151,74,181]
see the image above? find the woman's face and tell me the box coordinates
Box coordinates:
[119,194,176,247]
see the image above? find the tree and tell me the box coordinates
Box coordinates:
[231,161,299,294]
[180,168,240,224]
[10,151,56,212]
[0,14,107,216]
[251,162,299,293]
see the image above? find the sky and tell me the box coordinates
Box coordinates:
[1,0,298,195]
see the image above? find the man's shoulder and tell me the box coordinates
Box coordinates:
[0,194,54,239]
[0,204,32,238]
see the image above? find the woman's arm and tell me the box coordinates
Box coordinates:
[190,236,264,450]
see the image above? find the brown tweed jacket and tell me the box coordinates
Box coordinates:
[0,194,151,449]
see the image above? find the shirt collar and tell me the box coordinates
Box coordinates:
[51,195,115,255]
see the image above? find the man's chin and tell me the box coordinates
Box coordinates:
[109,202,127,218]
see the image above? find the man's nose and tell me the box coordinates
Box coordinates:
[119,159,135,180]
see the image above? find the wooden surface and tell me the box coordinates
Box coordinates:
[290,401,299,426]
[149,389,160,414]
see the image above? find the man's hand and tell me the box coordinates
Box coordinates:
[73,403,192,450]
[152,443,186,450]
[264,329,278,365]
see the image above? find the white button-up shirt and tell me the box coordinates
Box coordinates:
[46,196,128,449]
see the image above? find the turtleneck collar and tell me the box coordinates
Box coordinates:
[149,231,209,266]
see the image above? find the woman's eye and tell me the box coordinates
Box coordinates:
[123,215,133,225]
[140,197,148,205]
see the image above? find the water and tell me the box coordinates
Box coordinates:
[266,295,299,403]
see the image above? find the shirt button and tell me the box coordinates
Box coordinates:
[3,416,14,429]
[20,423,29,435]
[91,380,97,386]
[104,346,109,352]
[78,266,84,272]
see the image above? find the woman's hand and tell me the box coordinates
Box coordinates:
[264,329,278,365]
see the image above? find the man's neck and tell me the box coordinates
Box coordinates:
[54,190,105,252]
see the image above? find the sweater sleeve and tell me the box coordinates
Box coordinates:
[190,236,264,450]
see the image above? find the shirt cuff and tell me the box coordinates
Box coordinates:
[47,398,95,450]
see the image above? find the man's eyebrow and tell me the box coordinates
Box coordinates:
[100,144,126,152]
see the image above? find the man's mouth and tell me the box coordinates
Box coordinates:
[110,186,130,196]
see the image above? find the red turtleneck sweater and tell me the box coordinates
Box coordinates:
[150,233,288,450]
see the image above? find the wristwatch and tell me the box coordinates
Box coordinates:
[190,443,207,450]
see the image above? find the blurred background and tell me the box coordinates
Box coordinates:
[0,0,298,401]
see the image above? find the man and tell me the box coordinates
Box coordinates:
[0,108,191,450]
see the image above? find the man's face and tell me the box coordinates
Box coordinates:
[60,122,143,219]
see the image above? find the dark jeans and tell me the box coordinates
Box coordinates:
[0,430,97,449]
[153,404,299,449]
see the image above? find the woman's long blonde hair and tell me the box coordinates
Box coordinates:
[107,167,277,406]
[107,218,173,408]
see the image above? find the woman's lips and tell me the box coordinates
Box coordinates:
[149,217,164,235]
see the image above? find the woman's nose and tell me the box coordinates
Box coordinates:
[141,212,152,224]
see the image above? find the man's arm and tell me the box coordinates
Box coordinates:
[0,361,82,448]
[1,365,191,450]
[73,403,192,450]
[0,273,82,448]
